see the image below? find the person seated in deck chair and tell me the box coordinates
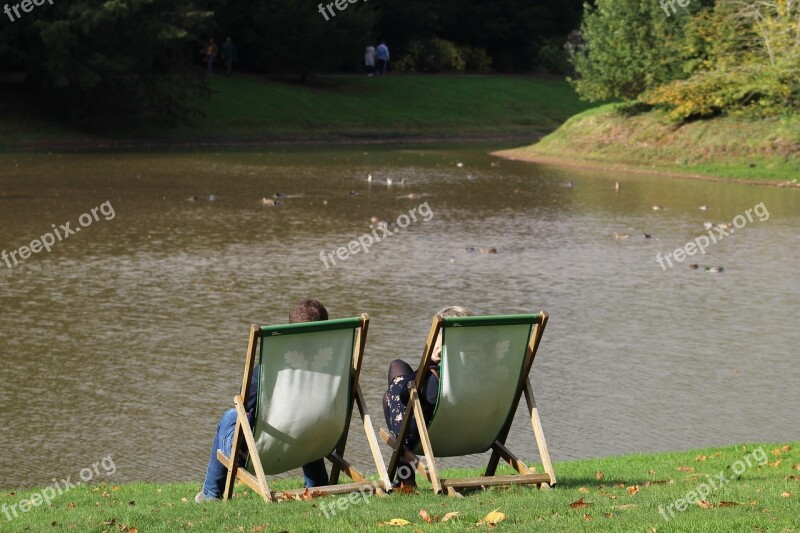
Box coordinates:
[196,299,331,503]
[382,305,474,487]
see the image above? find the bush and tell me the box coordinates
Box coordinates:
[536,39,569,74]
[394,38,491,73]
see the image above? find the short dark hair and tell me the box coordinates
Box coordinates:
[289,299,328,324]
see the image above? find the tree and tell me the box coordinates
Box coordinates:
[569,0,707,101]
[0,0,214,125]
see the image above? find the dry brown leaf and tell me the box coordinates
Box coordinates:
[441,512,460,522]
[627,486,639,496]
[695,455,708,462]
[793,464,800,471]
[67,502,76,509]
[477,509,507,526]
[697,500,713,509]
[180,497,188,503]
[302,488,312,501]
[768,460,782,468]
[596,471,604,481]
[380,518,411,526]
[579,487,589,493]
[252,525,269,532]
[419,509,435,523]
[648,469,654,476]
[781,492,792,498]
[782,445,792,452]
[614,482,626,488]
[785,475,800,481]
[676,466,695,472]
[719,501,740,507]
[604,513,614,518]
[582,513,592,521]
[570,498,592,509]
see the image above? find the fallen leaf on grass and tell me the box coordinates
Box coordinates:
[583,514,592,521]
[596,471,604,480]
[785,475,800,481]
[782,445,792,452]
[719,501,740,507]
[603,513,614,518]
[781,492,792,498]
[627,486,639,496]
[180,497,188,503]
[676,466,695,473]
[648,469,654,476]
[614,482,626,488]
[252,525,269,532]
[767,460,782,468]
[579,487,589,493]
[697,500,713,509]
[67,502,76,509]
[695,455,708,462]
[419,509,436,523]
[380,518,411,526]
[570,498,592,509]
[793,464,800,471]
[477,509,507,526]
[441,512,460,522]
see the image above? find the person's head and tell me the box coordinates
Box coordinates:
[432,305,475,363]
[289,298,329,324]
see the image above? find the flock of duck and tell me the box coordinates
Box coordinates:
[610,182,725,273]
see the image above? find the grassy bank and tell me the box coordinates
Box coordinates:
[2,442,798,532]
[496,104,800,186]
[0,75,590,150]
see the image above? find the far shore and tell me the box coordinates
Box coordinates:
[492,149,800,189]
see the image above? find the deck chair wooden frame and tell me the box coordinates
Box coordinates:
[217,314,391,502]
[380,312,555,496]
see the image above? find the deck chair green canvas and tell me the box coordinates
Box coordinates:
[380,312,556,495]
[217,314,391,502]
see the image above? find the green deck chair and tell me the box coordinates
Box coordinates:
[380,312,555,495]
[217,314,391,502]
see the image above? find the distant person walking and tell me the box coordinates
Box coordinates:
[365,45,376,76]
[203,38,219,76]
[221,37,238,76]
[376,41,390,76]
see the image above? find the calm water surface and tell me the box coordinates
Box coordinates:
[1,145,798,488]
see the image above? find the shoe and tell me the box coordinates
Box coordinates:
[194,491,220,504]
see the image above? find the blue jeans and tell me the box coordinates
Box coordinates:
[202,408,329,498]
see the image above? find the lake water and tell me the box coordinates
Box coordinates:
[1,145,798,489]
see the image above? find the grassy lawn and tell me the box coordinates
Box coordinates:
[2,441,798,532]
[0,75,591,149]
[498,104,800,185]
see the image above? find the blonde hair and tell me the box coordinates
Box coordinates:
[438,305,475,318]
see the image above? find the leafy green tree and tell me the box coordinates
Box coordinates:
[644,0,800,120]
[569,0,706,101]
[0,0,214,125]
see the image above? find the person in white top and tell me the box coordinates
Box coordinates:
[365,45,376,76]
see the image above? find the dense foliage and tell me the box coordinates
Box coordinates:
[571,0,800,120]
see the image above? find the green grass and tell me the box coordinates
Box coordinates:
[3,442,799,532]
[0,75,591,149]
[498,103,800,185]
